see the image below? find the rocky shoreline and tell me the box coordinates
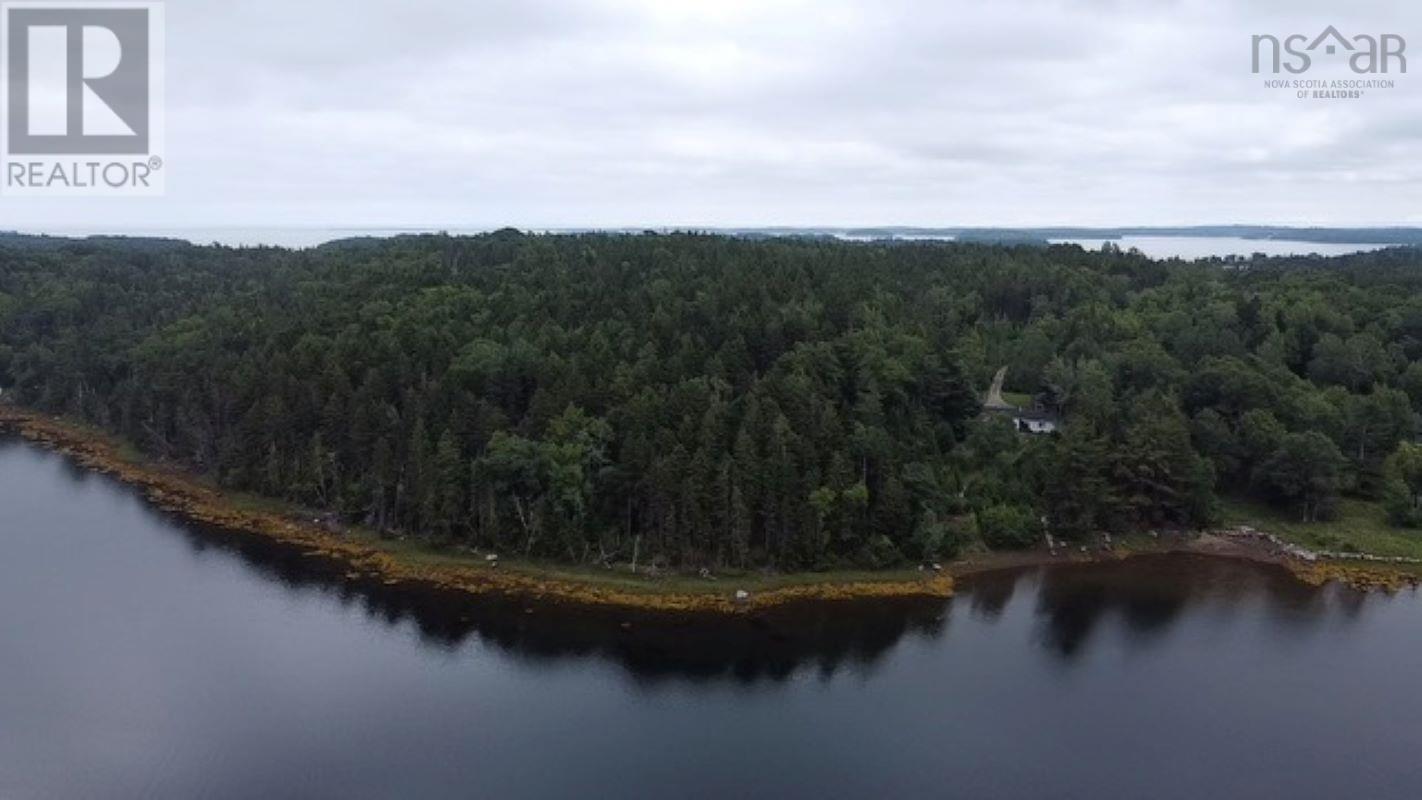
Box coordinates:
[0,406,956,613]
[2,404,1415,611]
[1193,526,1421,592]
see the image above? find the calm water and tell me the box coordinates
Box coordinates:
[1052,235,1390,259]
[3,435,1422,799]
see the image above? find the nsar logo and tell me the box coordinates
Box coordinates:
[1252,26,1406,75]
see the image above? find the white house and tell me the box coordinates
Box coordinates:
[1012,410,1059,435]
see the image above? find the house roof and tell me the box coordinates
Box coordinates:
[1014,409,1059,422]
[986,405,1058,423]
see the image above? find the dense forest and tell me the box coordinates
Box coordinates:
[2,232,1421,571]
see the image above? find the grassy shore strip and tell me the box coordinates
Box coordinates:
[1185,530,1420,593]
[1219,496,1422,591]
[0,405,954,613]
[1220,495,1422,560]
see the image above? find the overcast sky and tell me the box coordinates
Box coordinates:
[4,0,1421,232]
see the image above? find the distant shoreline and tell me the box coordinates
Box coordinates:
[3,225,1421,251]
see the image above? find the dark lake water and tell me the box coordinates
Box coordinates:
[3,434,1422,799]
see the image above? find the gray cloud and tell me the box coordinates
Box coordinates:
[3,0,1420,231]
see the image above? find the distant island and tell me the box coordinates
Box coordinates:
[1,231,1420,600]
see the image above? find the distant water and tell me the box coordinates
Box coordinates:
[5,434,1422,799]
[4,227,1399,259]
[1052,235,1392,260]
